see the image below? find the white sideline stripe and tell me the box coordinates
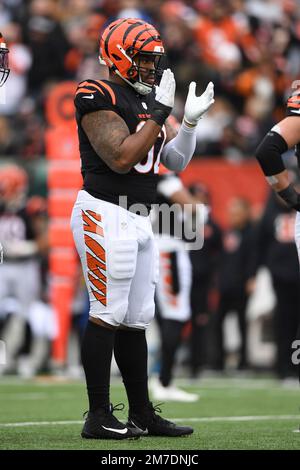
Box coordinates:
[0,415,299,428]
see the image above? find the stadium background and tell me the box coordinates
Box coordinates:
[0,0,300,450]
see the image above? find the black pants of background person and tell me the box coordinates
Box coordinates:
[190,278,210,377]
[155,311,186,387]
[211,291,248,371]
[272,277,300,379]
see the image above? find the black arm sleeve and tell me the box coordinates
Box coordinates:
[255,131,288,177]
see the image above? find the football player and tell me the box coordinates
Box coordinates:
[0,33,9,86]
[150,165,200,402]
[71,18,214,440]
[255,84,300,383]
[0,165,41,374]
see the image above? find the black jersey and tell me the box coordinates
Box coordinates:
[74,79,166,212]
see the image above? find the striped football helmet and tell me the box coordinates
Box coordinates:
[99,18,165,95]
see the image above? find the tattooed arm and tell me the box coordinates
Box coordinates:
[82,110,161,174]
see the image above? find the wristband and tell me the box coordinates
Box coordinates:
[183,117,197,128]
[149,100,172,127]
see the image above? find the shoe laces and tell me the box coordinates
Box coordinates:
[110,403,125,413]
[146,402,169,424]
[83,402,125,419]
[152,403,163,414]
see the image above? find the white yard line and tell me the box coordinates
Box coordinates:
[0,420,83,427]
[0,415,299,428]
[1,393,49,400]
[1,392,74,400]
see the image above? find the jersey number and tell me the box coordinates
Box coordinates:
[134,122,166,174]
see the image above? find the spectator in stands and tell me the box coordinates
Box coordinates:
[0,116,19,156]
[23,0,70,95]
[64,12,107,82]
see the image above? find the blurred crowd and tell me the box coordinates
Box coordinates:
[0,0,300,160]
[0,163,299,383]
[1,0,300,383]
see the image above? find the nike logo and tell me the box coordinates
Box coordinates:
[82,94,94,99]
[290,109,300,115]
[130,420,148,434]
[101,425,128,434]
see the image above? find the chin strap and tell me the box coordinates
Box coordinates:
[115,69,152,95]
[132,81,152,95]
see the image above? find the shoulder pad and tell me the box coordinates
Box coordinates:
[74,80,117,114]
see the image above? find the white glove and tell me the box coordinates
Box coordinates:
[155,69,176,109]
[184,81,215,126]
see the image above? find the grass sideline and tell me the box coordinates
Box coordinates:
[0,376,299,450]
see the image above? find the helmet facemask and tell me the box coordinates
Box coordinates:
[104,47,166,96]
[126,49,165,95]
[0,36,9,87]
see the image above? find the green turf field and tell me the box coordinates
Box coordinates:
[0,376,299,450]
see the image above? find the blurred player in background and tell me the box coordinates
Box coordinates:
[71,18,214,440]
[0,165,44,375]
[255,83,300,380]
[151,164,200,403]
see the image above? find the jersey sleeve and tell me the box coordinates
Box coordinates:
[286,91,300,117]
[74,79,118,117]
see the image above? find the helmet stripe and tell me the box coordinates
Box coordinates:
[132,28,158,50]
[104,19,128,57]
[122,21,144,44]
[139,36,159,51]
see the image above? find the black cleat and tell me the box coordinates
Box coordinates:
[126,402,194,437]
[81,403,141,440]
